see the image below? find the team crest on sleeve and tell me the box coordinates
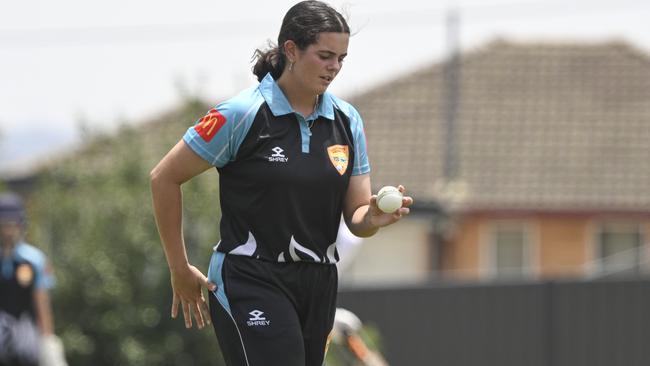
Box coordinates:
[194,109,227,142]
[327,145,349,175]
[16,264,34,287]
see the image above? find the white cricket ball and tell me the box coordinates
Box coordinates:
[376,186,403,213]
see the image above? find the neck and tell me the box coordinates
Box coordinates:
[276,73,319,117]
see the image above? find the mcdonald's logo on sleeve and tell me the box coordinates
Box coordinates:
[194,109,227,142]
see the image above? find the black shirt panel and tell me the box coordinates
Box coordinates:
[216,103,355,263]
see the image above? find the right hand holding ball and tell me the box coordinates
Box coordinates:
[376,185,404,213]
[366,184,413,230]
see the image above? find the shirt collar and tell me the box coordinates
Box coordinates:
[259,73,335,121]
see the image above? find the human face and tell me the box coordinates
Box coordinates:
[0,219,22,248]
[293,32,349,95]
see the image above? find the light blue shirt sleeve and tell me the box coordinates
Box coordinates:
[183,88,263,168]
[35,260,54,290]
[348,107,371,176]
[16,243,54,290]
[329,95,371,176]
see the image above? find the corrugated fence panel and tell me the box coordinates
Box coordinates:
[337,280,650,366]
[552,280,650,366]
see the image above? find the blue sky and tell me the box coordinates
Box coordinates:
[1,0,648,173]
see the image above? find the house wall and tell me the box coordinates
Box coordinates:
[339,212,650,286]
[444,212,650,281]
[538,216,589,277]
[441,215,482,280]
[339,215,431,286]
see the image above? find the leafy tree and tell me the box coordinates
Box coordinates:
[26,100,226,365]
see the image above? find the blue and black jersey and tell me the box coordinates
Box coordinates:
[183,73,370,264]
[0,242,53,366]
[0,242,52,319]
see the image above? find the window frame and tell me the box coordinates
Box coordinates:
[590,221,646,277]
[482,219,538,281]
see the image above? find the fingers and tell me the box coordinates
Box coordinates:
[192,294,212,328]
[180,296,211,329]
[204,279,217,292]
[190,265,217,292]
[199,295,212,326]
[182,300,192,328]
[171,292,180,319]
[395,207,410,217]
[192,301,205,328]
[172,266,214,329]
[397,185,414,209]
[402,194,413,205]
[194,268,214,326]
[390,185,412,221]
[175,295,212,329]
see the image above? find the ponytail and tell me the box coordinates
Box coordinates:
[252,45,286,82]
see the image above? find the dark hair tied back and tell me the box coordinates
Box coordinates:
[252,0,350,82]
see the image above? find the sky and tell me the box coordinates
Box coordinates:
[1,0,648,174]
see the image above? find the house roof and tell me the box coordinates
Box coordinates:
[351,40,650,212]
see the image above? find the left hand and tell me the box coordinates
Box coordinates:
[40,334,68,366]
[367,185,413,228]
[170,264,215,329]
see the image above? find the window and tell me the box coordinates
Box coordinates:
[596,223,644,277]
[488,222,532,279]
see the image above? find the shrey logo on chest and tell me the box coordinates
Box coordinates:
[268,146,289,163]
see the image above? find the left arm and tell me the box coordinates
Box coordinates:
[33,289,54,335]
[342,174,413,237]
[35,288,69,366]
[33,261,69,366]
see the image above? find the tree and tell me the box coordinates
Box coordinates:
[27,100,226,365]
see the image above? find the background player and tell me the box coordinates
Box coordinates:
[0,192,67,366]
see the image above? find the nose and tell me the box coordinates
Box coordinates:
[328,59,341,72]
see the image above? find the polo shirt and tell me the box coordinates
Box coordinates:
[0,242,53,320]
[183,73,370,263]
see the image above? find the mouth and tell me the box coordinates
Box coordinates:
[320,75,334,83]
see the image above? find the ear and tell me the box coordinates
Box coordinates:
[283,40,298,63]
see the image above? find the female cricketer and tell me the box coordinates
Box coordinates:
[150,1,413,365]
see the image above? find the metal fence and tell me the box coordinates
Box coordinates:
[337,279,650,366]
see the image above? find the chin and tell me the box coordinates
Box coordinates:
[315,78,333,93]
[315,84,329,95]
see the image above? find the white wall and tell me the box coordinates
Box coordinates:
[339,216,431,287]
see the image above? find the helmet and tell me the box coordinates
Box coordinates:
[333,307,363,335]
[0,192,26,223]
